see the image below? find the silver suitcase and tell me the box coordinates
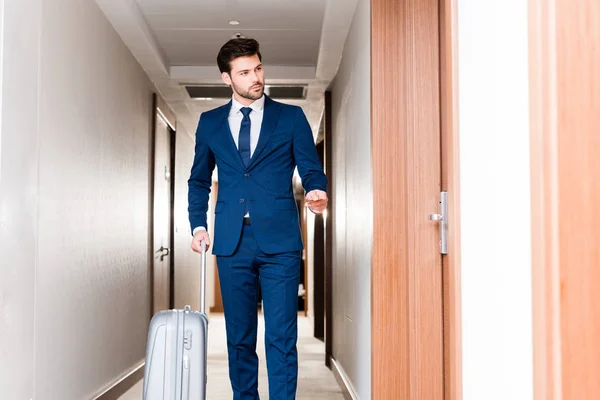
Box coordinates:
[142,243,209,400]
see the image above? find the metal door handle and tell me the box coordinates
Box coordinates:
[155,246,170,261]
[429,191,448,255]
[429,213,443,221]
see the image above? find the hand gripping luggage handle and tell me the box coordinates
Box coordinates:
[200,240,207,314]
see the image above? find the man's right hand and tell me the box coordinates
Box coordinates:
[191,230,210,253]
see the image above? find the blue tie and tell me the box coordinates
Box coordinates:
[239,107,252,167]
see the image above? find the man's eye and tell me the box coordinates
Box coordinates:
[241,72,247,76]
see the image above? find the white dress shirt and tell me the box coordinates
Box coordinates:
[193,95,264,236]
[229,94,265,157]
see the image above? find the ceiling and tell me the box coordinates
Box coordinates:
[135,0,326,66]
[94,0,358,138]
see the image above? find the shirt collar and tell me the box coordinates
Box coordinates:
[230,94,265,116]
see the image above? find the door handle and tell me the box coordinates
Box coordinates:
[429,191,448,255]
[155,246,170,261]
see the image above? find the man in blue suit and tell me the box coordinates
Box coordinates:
[188,38,328,400]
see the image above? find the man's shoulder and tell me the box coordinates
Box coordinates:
[200,102,230,119]
[195,102,229,131]
[194,102,229,136]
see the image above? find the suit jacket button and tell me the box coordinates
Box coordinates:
[240,199,245,204]
[244,173,250,178]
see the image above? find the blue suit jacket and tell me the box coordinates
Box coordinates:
[188,96,327,256]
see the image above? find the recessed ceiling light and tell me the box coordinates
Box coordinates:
[229,20,240,26]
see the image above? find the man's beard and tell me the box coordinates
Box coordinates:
[232,81,264,101]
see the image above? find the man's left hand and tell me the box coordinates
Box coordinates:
[305,190,328,214]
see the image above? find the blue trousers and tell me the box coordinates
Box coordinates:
[216,223,301,400]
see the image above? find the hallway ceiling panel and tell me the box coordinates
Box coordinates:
[135,0,325,18]
[136,0,325,66]
[140,6,324,30]
[97,0,358,136]
[152,29,322,46]
[149,29,322,67]
[164,42,319,67]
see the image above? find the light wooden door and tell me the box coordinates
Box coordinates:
[152,113,172,314]
[530,1,600,398]
[371,0,445,398]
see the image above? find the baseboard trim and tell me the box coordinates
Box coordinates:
[93,361,144,400]
[331,357,359,400]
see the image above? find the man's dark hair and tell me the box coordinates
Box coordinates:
[217,38,262,74]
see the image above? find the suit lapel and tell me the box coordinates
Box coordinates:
[248,96,280,169]
[214,100,246,171]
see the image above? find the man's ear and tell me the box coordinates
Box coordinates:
[221,72,232,86]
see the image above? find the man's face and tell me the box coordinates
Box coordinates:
[222,55,265,101]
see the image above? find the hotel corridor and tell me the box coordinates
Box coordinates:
[3,0,600,398]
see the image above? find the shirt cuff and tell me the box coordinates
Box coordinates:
[192,226,207,236]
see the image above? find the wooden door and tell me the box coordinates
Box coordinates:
[529,1,600,398]
[152,111,172,314]
[371,0,445,398]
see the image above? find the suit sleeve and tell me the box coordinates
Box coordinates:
[188,113,216,234]
[292,107,328,193]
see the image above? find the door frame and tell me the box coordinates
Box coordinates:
[168,117,176,308]
[440,0,462,399]
[313,139,326,341]
[371,0,462,398]
[528,3,561,392]
[324,90,334,368]
[149,93,177,316]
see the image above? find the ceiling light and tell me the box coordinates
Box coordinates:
[229,20,240,26]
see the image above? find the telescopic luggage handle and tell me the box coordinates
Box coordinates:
[200,240,207,314]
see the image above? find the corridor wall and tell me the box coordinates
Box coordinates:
[330,0,372,398]
[457,0,534,398]
[0,0,155,398]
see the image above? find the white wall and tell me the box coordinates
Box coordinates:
[330,0,371,398]
[457,1,534,399]
[173,125,198,309]
[173,126,217,312]
[0,0,40,397]
[0,0,3,177]
[0,0,156,398]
